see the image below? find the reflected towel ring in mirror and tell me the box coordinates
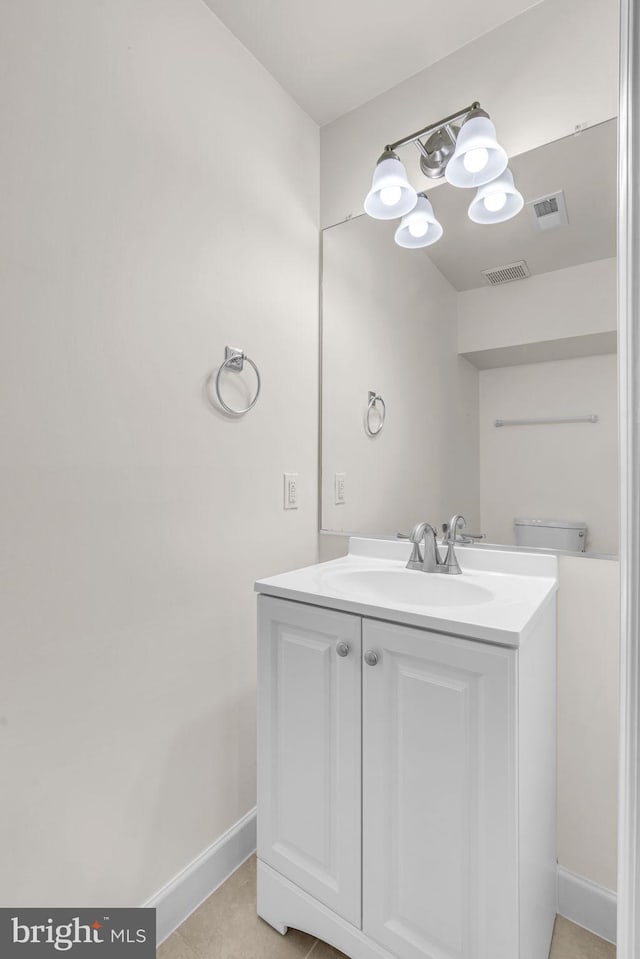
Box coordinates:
[366,391,386,436]
[215,346,261,416]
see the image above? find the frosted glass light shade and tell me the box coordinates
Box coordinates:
[364,154,418,220]
[445,115,508,188]
[468,168,524,224]
[394,195,443,248]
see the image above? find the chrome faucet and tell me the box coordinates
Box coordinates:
[405,515,466,575]
[406,522,442,572]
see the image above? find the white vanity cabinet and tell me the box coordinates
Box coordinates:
[257,597,362,926]
[257,590,557,959]
[362,618,518,959]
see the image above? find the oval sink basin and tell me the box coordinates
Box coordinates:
[323,568,494,608]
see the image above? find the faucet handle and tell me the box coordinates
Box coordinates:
[445,514,466,543]
[410,521,438,543]
[405,522,441,573]
[406,522,428,569]
[438,514,465,574]
[409,521,427,543]
[406,521,438,570]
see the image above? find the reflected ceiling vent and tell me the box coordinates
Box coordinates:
[526,190,569,231]
[481,260,531,286]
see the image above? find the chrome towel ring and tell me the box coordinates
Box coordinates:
[215,346,261,416]
[366,391,386,436]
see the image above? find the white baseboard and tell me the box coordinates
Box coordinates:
[143,807,257,945]
[144,825,617,950]
[557,865,617,945]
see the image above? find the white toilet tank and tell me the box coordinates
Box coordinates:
[514,517,587,551]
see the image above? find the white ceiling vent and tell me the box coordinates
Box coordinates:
[527,190,569,231]
[481,260,531,286]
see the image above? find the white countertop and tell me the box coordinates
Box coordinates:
[255,538,558,647]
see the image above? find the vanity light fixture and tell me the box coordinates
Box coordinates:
[444,108,508,188]
[364,101,521,244]
[363,150,418,219]
[394,193,443,248]
[468,168,524,224]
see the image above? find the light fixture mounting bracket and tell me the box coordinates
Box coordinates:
[383,101,483,180]
[417,127,459,179]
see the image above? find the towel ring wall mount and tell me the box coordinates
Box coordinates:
[215,346,261,416]
[366,391,386,436]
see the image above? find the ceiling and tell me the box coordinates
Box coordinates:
[420,118,617,291]
[201,0,542,125]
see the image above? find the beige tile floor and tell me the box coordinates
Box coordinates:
[157,856,616,959]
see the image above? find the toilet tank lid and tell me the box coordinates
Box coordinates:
[514,517,587,530]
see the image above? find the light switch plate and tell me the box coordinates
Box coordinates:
[335,472,346,505]
[284,473,299,510]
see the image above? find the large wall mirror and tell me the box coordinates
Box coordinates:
[321,118,618,555]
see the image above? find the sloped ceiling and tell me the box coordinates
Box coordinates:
[201,0,542,124]
[423,119,617,291]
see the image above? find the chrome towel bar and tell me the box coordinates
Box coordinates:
[494,414,598,428]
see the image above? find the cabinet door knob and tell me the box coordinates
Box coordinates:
[336,641,350,658]
[364,650,379,667]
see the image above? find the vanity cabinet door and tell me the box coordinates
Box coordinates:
[257,596,362,927]
[362,619,518,959]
